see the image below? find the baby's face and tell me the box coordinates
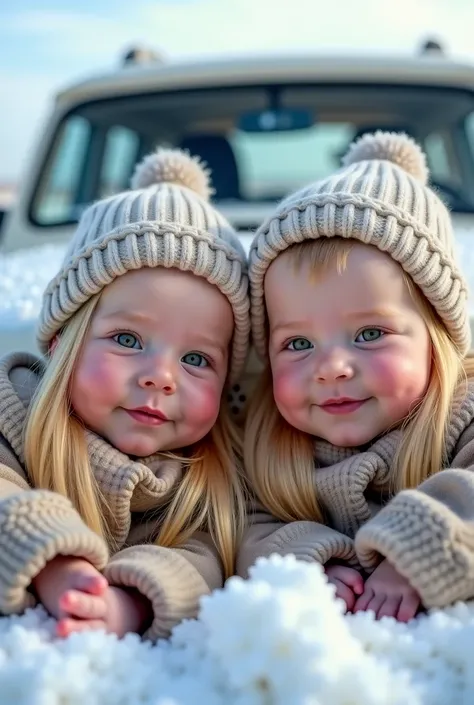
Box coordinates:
[69,267,233,457]
[265,242,431,448]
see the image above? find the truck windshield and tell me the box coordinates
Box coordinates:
[30,82,474,228]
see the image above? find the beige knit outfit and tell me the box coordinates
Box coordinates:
[0,353,223,640]
[0,148,250,638]
[238,384,474,608]
[249,131,470,357]
[37,148,250,382]
[238,132,474,609]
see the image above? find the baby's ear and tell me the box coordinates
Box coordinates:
[49,335,59,355]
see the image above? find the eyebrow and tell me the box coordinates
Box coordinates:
[191,335,228,357]
[270,309,401,335]
[343,308,402,321]
[270,320,314,335]
[100,311,157,326]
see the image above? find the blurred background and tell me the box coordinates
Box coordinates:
[1,0,473,204]
[1,0,474,355]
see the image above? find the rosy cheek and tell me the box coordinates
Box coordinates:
[189,382,222,427]
[366,356,397,391]
[272,366,304,413]
[71,349,119,404]
[85,361,112,388]
[369,353,428,398]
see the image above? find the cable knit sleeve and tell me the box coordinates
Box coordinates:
[103,531,223,642]
[236,499,358,578]
[355,423,474,608]
[0,437,109,615]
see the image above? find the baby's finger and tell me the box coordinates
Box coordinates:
[56,618,106,639]
[71,571,108,596]
[367,593,386,618]
[353,588,373,613]
[397,594,420,623]
[331,579,356,613]
[336,567,364,595]
[59,590,107,619]
[377,596,402,620]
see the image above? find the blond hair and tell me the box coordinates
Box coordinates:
[244,238,474,523]
[24,294,245,578]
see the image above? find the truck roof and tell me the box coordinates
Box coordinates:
[55,53,474,108]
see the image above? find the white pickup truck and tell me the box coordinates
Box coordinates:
[2,49,474,356]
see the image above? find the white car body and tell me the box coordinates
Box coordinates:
[2,51,474,355]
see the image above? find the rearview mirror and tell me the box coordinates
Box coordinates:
[238,108,314,133]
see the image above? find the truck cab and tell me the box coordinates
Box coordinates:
[2,50,474,355]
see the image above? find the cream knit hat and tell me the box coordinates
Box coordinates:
[249,131,470,358]
[38,148,250,381]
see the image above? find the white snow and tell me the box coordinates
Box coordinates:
[1,555,474,704]
[2,230,474,702]
[0,244,66,329]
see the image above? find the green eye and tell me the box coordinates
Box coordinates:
[114,333,141,349]
[182,352,208,367]
[356,328,384,343]
[288,338,313,351]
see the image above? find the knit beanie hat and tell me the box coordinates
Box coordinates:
[37,148,250,381]
[249,131,470,358]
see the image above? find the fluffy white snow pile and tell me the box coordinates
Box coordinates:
[1,555,474,705]
[2,235,474,704]
[0,244,66,327]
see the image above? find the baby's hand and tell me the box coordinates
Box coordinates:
[57,585,153,639]
[353,558,420,622]
[33,555,108,626]
[324,563,364,613]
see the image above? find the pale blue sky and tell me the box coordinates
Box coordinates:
[0,0,473,181]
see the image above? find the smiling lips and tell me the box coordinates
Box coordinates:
[125,406,170,426]
[318,397,368,415]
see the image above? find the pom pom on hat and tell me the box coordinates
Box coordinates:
[342,131,429,185]
[130,147,214,200]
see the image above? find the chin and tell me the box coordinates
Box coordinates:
[113,437,161,458]
[323,428,375,449]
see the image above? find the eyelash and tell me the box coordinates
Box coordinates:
[282,327,387,351]
[108,330,216,367]
[285,337,313,351]
[110,329,141,345]
[354,327,386,343]
[183,352,212,369]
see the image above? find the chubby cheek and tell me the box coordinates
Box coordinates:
[272,362,308,421]
[369,351,430,407]
[70,347,124,421]
[183,378,223,437]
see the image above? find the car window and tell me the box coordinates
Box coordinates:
[99,126,141,199]
[32,115,91,225]
[465,111,474,160]
[30,84,474,228]
[231,123,353,200]
[424,131,461,186]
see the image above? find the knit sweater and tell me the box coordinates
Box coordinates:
[237,384,474,609]
[0,352,224,641]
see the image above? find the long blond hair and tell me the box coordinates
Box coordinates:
[24,294,246,578]
[244,238,474,523]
